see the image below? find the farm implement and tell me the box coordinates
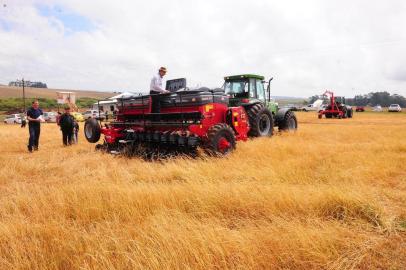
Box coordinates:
[84,74,298,156]
[318,91,353,119]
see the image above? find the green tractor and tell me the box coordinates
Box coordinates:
[223,74,298,137]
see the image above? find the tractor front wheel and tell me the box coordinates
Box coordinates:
[278,110,298,131]
[247,104,274,137]
[205,124,236,156]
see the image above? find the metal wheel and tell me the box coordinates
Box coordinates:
[205,123,236,156]
[259,113,271,135]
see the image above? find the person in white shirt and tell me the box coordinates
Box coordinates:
[150,67,169,114]
[150,67,169,94]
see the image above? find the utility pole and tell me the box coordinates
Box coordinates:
[22,78,26,113]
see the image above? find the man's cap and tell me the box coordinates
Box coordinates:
[159,67,167,73]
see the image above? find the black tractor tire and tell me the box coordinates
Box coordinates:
[205,123,236,156]
[341,107,348,119]
[246,103,274,137]
[325,113,333,118]
[278,110,298,131]
[84,118,101,143]
[347,108,353,118]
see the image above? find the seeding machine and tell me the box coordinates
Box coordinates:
[84,74,298,156]
[318,91,353,119]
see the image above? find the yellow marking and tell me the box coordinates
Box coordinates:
[205,104,214,112]
[234,122,239,127]
[233,112,239,116]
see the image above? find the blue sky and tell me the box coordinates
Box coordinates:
[36,4,95,33]
[0,18,10,31]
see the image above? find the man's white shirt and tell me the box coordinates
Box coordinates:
[150,74,166,93]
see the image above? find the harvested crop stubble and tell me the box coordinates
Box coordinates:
[0,112,405,269]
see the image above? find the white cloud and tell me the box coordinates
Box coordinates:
[0,0,406,96]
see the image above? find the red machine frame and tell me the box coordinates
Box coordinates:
[318,90,345,119]
[95,91,250,155]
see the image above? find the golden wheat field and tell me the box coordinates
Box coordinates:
[0,112,405,269]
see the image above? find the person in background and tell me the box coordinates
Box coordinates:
[113,109,118,119]
[59,106,75,146]
[72,120,79,144]
[20,110,27,128]
[150,67,169,114]
[26,100,43,152]
[56,111,62,125]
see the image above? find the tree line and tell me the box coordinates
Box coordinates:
[0,97,98,113]
[308,92,406,107]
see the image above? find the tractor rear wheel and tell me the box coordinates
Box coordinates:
[84,118,101,143]
[347,108,353,118]
[278,110,298,131]
[247,104,273,137]
[205,123,236,155]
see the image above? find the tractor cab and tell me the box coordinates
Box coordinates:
[222,74,297,136]
[223,74,277,114]
[333,96,345,105]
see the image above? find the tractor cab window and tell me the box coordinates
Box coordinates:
[224,80,248,98]
[256,80,265,101]
[249,78,256,99]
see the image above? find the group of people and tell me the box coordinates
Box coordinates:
[26,100,79,153]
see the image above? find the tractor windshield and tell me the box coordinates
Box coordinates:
[224,80,248,97]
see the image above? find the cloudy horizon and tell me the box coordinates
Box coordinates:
[1,0,406,97]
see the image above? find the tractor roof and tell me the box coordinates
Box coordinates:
[224,74,265,80]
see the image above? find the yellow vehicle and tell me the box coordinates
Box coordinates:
[72,112,84,122]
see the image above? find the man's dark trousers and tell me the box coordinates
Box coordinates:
[62,129,73,146]
[150,91,162,112]
[28,123,40,151]
[150,91,161,121]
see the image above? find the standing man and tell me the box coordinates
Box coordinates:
[59,106,75,146]
[26,100,43,152]
[150,67,170,113]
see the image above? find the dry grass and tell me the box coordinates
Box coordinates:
[0,112,405,269]
[0,85,114,99]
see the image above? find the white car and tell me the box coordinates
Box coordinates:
[301,104,319,112]
[3,114,23,124]
[388,104,402,112]
[83,110,105,120]
[318,104,328,112]
[373,105,383,112]
[43,112,57,122]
